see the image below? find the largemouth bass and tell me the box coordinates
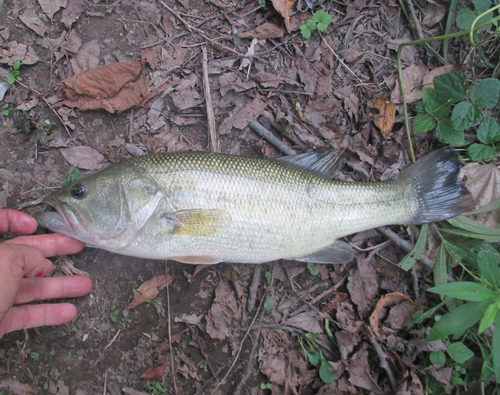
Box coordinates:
[34,148,474,264]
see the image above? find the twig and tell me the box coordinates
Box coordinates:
[195,362,228,395]
[369,328,397,392]
[103,371,107,395]
[104,329,121,350]
[247,264,262,313]
[202,46,219,153]
[41,96,76,142]
[249,121,296,156]
[165,262,178,395]
[160,2,246,58]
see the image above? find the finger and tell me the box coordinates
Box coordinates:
[0,303,77,336]
[4,233,85,257]
[0,209,38,235]
[0,244,54,279]
[15,276,93,304]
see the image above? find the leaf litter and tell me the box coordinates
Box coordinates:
[0,0,497,393]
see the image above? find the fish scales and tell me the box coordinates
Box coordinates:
[35,148,474,264]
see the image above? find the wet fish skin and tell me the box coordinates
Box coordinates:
[34,148,474,264]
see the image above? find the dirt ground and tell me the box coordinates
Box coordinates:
[0,0,492,393]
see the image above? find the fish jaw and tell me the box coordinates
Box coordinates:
[34,210,83,241]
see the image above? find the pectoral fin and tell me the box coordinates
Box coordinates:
[172,256,221,265]
[294,240,355,264]
[162,209,231,236]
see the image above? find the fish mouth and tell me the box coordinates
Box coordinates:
[35,197,90,240]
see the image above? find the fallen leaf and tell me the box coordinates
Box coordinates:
[140,364,167,380]
[390,63,429,104]
[237,22,285,39]
[422,64,464,89]
[345,0,366,19]
[284,311,323,333]
[346,348,382,393]
[0,379,35,395]
[59,61,147,113]
[369,292,413,337]
[422,2,446,26]
[336,330,361,359]
[373,97,397,138]
[174,313,203,327]
[260,354,287,386]
[61,0,85,29]
[141,48,157,70]
[128,275,173,309]
[295,47,316,95]
[0,42,40,66]
[60,146,106,170]
[206,280,240,340]
[151,333,182,355]
[463,163,500,228]
[70,39,101,75]
[321,292,349,314]
[272,0,293,33]
[38,0,67,19]
[347,256,379,317]
[19,9,46,36]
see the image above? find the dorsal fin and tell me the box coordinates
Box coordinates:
[277,149,343,179]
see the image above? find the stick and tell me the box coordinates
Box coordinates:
[247,264,262,313]
[165,262,178,395]
[249,121,296,156]
[202,46,219,153]
[104,329,121,350]
[368,328,397,392]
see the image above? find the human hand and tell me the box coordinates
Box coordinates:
[0,209,92,339]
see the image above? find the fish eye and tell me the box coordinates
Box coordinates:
[71,184,87,199]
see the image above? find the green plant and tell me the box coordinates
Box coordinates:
[144,381,167,395]
[199,361,208,371]
[413,71,500,162]
[2,104,9,117]
[63,165,80,185]
[300,11,332,39]
[261,382,272,390]
[307,262,319,276]
[110,305,120,323]
[258,0,266,7]
[8,61,22,85]
[145,297,164,309]
[122,316,130,328]
[25,348,39,359]
[41,372,55,391]
[265,295,275,312]
[132,284,138,294]
[298,333,335,384]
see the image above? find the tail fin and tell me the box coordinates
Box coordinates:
[397,148,475,224]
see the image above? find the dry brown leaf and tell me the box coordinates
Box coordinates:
[369,292,412,337]
[390,63,429,104]
[61,0,85,29]
[206,280,240,340]
[140,364,167,380]
[0,379,35,395]
[38,0,67,19]
[141,48,157,70]
[321,292,349,314]
[284,311,323,333]
[59,62,147,113]
[272,0,293,33]
[19,9,46,36]
[127,275,173,309]
[0,42,40,66]
[346,348,382,393]
[373,97,397,138]
[237,22,285,39]
[422,2,446,26]
[463,163,500,228]
[60,146,106,170]
[347,256,379,317]
[422,64,464,89]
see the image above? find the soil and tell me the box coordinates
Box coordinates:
[0,0,494,394]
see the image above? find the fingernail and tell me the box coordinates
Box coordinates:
[35,271,44,278]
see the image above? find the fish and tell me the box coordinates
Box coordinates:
[34,147,475,265]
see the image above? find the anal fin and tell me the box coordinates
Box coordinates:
[294,240,355,264]
[172,256,221,265]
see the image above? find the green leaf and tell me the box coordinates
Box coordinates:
[427,301,490,341]
[456,8,477,30]
[313,11,331,32]
[265,271,272,284]
[470,79,500,108]
[305,19,316,31]
[477,118,500,144]
[399,224,428,271]
[307,351,320,366]
[468,143,496,162]
[30,352,40,359]
[478,302,498,334]
[448,215,500,238]
[451,102,483,130]
[13,60,21,70]
[441,239,469,263]
[427,281,498,301]
[422,87,451,117]
[433,245,448,288]
[300,24,312,39]
[492,314,500,380]
[430,351,446,365]
[477,250,500,287]
[474,0,491,13]
[436,118,464,144]
[63,165,81,185]
[413,115,436,134]
[318,360,335,384]
[265,296,275,312]
[434,72,467,104]
[466,199,500,215]
[307,262,319,276]
[7,74,15,85]
[447,342,474,364]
